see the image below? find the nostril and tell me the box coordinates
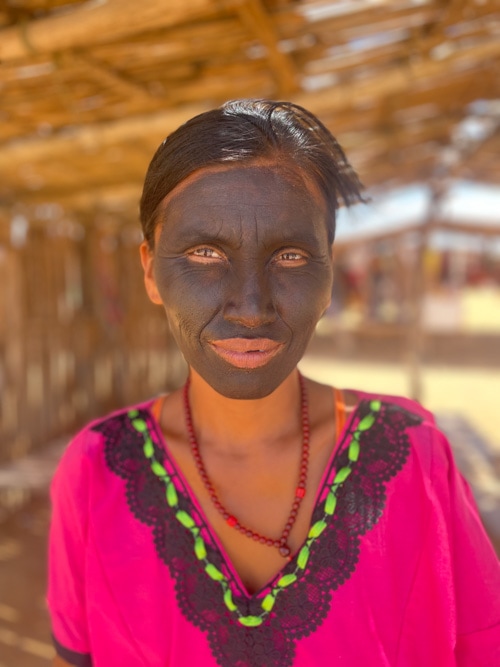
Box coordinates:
[223,305,276,327]
[223,289,276,326]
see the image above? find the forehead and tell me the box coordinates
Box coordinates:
[156,164,327,236]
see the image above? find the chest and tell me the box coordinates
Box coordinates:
[161,420,338,593]
[88,400,431,667]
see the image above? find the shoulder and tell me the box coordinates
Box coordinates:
[348,389,455,476]
[350,388,434,423]
[344,391,483,529]
[51,399,157,485]
[350,389,438,440]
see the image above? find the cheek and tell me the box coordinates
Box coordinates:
[153,260,223,328]
[277,266,333,317]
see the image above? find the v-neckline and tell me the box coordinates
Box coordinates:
[147,392,361,599]
[99,394,422,667]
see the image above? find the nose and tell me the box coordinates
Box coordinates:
[223,264,276,328]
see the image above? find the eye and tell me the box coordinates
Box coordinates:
[187,246,226,263]
[274,249,309,266]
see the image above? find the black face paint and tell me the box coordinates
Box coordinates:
[153,165,333,399]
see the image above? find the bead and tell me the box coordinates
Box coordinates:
[279,545,291,558]
[183,372,311,557]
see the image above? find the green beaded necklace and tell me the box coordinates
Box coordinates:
[130,398,381,627]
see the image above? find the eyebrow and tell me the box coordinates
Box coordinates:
[159,202,327,247]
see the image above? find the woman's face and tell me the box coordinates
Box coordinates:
[141,164,333,399]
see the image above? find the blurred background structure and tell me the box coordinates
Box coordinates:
[0,1,499,664]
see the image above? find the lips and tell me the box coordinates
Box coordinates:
[209,338,284,369]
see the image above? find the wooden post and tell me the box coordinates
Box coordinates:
[406,188,441,401]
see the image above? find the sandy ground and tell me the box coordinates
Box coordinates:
[0,498,52,667]
[300,356,500,452]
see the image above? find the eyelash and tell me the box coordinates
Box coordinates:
[276,251,306,262]
[187,247,308,265]
[188,247,225,262]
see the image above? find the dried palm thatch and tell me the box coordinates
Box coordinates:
[0,0,498,226]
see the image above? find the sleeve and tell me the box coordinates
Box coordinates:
[47,428,96,666]
[436,428,500,666]
[398,417,500,666]
[446,430,500,667]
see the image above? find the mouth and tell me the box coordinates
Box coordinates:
[209,338,284,369]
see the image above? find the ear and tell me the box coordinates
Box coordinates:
[322,244,335,314]
[140,241,163,305]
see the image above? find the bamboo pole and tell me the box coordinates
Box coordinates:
[63,52,159,102]
[0,0,213,63]
[0,104,208,166]
[406,190,442,402]
[234,0,297,95]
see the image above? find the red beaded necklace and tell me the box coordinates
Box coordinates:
[183,373,310,560]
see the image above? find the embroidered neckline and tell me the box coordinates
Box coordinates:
[95,397,423,667]
[127,399,381,626]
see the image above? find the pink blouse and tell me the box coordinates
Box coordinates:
[47,392,500,666]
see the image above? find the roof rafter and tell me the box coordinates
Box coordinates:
[3,32,497,166]
[0,0,214,63]
[0,0,498,218]
[230,0,298,94]
[62,52,161,104]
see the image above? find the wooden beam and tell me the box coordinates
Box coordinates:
[436,220,500,237]
[232,0,297,95]
[89,16,246,64]
[3,33,495,170]
[293,37,500,117]
[0,104,208,167]
[0,0,213,63]
[63,52,160,103]
[290,2,440,38]
[0,37,498,203]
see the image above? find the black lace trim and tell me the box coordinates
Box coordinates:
[94,400,422,667]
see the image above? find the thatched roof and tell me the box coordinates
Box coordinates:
[0,0,499,227]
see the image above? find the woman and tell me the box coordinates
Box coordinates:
[48,100,500,667]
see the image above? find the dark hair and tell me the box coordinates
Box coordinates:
[140,99,364,246]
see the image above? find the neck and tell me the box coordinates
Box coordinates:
[186,368,302,454]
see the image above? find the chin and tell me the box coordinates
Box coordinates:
[200,366,293,400]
